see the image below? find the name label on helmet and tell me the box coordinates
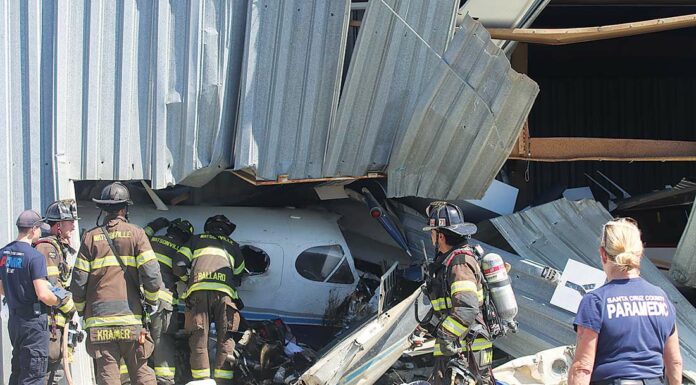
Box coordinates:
[93,231,133,242]
[196,272,227,282]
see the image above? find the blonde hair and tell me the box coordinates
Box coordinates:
[600,218,643,272]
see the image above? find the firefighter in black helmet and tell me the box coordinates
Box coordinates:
[144,217,194,385]
[71,182,162,385]
[423,201,493,385]
[173,214,245,384]
[34,200,79,385]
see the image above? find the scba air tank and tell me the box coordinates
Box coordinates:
[481,253,518,329]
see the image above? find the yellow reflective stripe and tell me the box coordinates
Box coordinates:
[156,253,173,268]
[191,368,210,379]
[59,298,75,313]
[451,280,478,295]
[53,312,67,327]
[74,301,85,312]
[155,366,176,377]
[92,255,136,270]
[433,343,442,356]
[431,297,452,311]
[441,316,468,337]
[179,247,192,261]
[158,290,177,305]
[74,257,90,272]
[185,282,238,299]
[477,290,484,303]
[136,250,156,267]
[233,260,245,275]
[84,314,142,328]
[192,247,234,268]
[466,338,493,351]
[144,289,159,302]
[144,226,154,237]
[214,369,234,379]
[119,364,129,374]
[47,266,60,276]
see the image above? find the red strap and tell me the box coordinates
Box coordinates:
[444,247,474,267]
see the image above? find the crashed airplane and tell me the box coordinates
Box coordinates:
[3,0,696,383]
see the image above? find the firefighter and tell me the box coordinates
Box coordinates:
[70,182,163,385]
[144,217,194,385]
[0,210,67,385]
[34,200,79,385]
[173,215,245,385]
[423,201,493,385]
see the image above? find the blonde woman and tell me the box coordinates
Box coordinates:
[569,217,683,385]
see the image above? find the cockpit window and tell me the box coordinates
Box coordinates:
[241,245,270,275]
[295,245,354,284]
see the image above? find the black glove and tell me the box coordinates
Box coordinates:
[146,217,170,232]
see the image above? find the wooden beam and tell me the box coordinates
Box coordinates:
[488,14,696,45]
[508,137,696,161]
[231,169,385,186]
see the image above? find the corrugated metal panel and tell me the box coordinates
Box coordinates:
[0,2,247,381]
[387,15,539,200]
[491,198,696,370]
[323,0,459,177]
[234,0,350,180]
[1,0,246,199]
[671,199,696,288]
[60,1,247,189]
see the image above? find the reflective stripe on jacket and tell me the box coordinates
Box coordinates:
[428,244,487,342]
[174,233,245,300]
[71,215,162,329]
[35,236,75,327]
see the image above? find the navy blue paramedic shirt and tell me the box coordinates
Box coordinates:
[574,277,676,381]
[0,241,48,310]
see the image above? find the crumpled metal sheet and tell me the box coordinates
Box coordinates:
[323,0,459,177]
[234,0,350,180]
[387,15,539,200]
[491,198,696,370]
[671,199,696,288]
[0,0,247,196]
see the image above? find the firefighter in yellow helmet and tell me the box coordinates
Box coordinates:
[34,200,79,385]
[174,215,245,385]
[71,182,162,385]
[423,201,493,385]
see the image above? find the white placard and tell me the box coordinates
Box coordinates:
[550,259,607,314]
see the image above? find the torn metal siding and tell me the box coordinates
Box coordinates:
[388,15,538,200]
[491,198,696,370]
[0,0,56,246]
[235,0,350,180]
[1,0,246,197]
[671,199,696,288]
[323,0,459,177]
[59,0,247,189]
